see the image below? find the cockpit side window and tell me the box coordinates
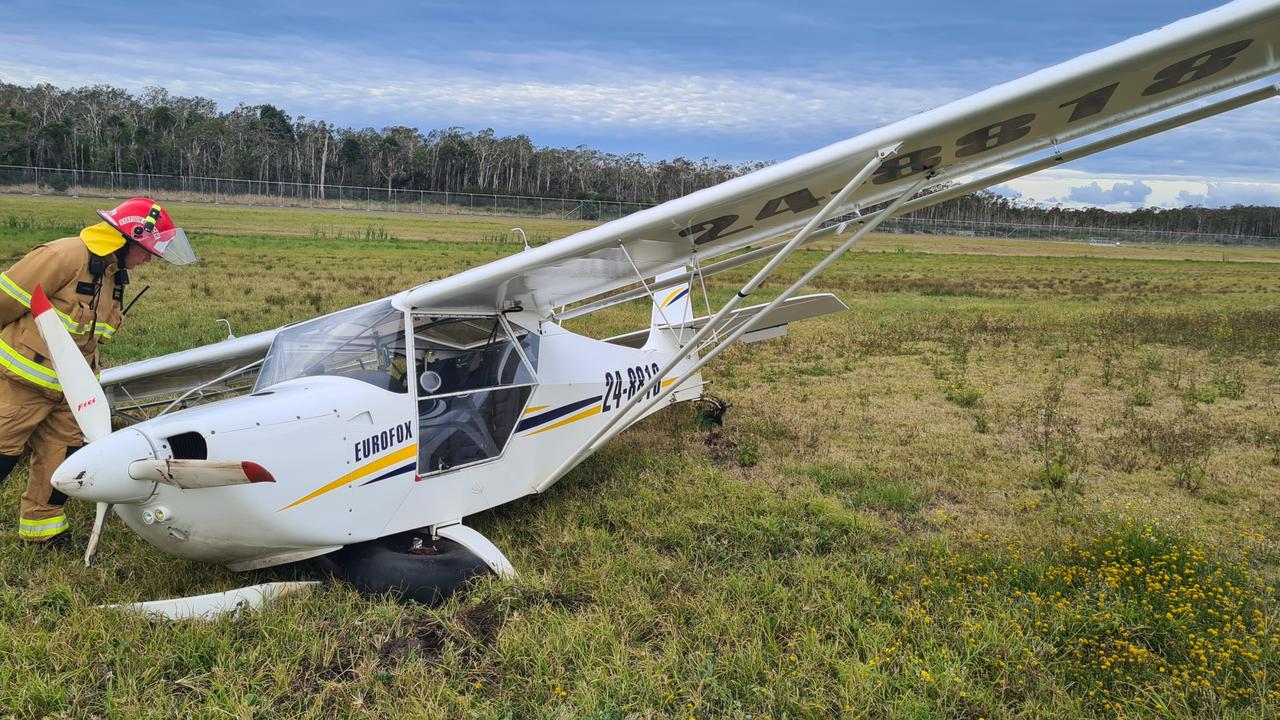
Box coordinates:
[413,314,538,474]
[414,316,537,394]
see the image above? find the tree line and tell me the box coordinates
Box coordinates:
[0,82,757,204]
[903,190,1279,239]
[0,80,1276,237]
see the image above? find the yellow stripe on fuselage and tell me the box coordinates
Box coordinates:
[523,405,549,415]
[528,404,601,436]
[525,377,680,438]
[277,444,417,512]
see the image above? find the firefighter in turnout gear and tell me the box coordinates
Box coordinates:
[0,198,195,546]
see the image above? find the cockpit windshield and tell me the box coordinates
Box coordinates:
[255,300,408,392]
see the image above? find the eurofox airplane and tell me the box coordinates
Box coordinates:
[32,0,1280,610]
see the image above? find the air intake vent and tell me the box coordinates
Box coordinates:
[167,432,208,460]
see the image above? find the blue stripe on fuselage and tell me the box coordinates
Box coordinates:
[516,395,603,433]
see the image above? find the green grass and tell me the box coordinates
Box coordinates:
[0,197,1279,717]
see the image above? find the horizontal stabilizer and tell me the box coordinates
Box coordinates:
[606,293,848,348]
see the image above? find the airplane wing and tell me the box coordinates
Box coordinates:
[97,1,1279,410]
[101,329,279,417]
[398,0,1280,316]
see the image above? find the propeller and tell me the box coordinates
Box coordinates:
[31,285,113,565]
[32,285,278,566]
[31,285,111,441]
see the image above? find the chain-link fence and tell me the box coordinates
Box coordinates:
[0,165,649,222]
[6,165,1277,247]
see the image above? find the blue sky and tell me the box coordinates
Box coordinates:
[2,0,1278,208]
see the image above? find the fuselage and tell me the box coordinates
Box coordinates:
[53,308,702,570]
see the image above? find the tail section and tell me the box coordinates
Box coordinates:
[642,269,703,409]
[650,269,693,329]
[644,269,694,353]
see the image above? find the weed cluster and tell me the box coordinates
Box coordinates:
[804,463,923,514]
[3,213,77,234]
[479,231,552,245]
[1105,410,1219,490]
[1131,383,1154,407]
[881,517,1279,715]
[1213,365,1246,399]
[942,377,983,408]
[309,224,400,242]
[1022,374,1082,490]
[1097,308,1280,355]
[1096,343,1121,386]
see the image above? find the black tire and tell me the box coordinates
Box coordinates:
[318,532,493,605]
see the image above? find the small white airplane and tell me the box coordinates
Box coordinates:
[33,0,1280,611]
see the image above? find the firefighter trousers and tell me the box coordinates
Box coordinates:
[0,375,80,541]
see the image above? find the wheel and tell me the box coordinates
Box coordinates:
[318,531,493,604]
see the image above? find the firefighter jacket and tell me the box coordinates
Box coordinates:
[0,235,125,397]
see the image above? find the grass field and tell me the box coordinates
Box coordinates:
[1,195,1279,718]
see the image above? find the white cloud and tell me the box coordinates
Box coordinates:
[0,30,965,145]
[1066,180,1152,206]
[997,167,1280,210]
[1178,182,1280,208]
[1176,190,1206,206]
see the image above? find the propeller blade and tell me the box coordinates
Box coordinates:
[84,501,111,567]
[30,284,111,442]
[128,459,276,490]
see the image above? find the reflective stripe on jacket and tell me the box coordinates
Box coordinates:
[0,237,125,394]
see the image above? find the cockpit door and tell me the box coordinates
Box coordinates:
[408,313,539,476]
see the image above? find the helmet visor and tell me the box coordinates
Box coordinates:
[142,227,197,265]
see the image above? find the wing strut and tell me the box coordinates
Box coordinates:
[556,83,1280,322]
[665,173,932,378]
[536,144,926,493]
